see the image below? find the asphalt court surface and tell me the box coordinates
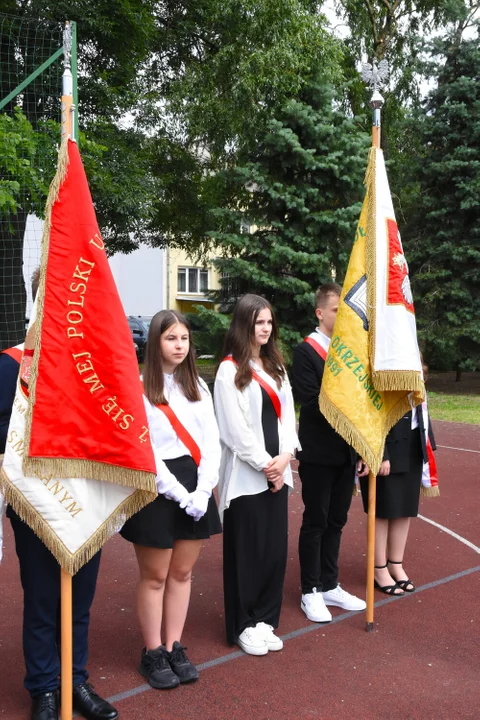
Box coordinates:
[0,420,478,719]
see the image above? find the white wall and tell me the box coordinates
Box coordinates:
[23,215,43,318]
[108,245,167,316]
[22,215,166,317]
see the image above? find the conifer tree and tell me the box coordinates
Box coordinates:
[403,36,480,372]
[208,77,370,348]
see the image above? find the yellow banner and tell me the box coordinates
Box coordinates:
[319,151,423,475]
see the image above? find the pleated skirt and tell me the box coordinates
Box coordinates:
[120,455,222,548]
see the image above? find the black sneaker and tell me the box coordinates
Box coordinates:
[138,646,180,689]
[167,641,199,683]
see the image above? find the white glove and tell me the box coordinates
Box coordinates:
[164,481,190,508]
[184,489,210,522]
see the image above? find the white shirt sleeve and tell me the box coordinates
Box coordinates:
[214,362,272,472]
[196,381,221,495]
[143,397,188,498]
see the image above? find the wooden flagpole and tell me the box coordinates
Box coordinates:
[60,21,75,720]
[362,59,387,632]
[365,469,376,631]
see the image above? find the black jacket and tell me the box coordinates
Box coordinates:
[0,351,20,453]
[292,340,356,466]
[383,409,436,474]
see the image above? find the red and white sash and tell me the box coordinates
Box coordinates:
[141,382,201,466]
[1,345,23,364]
[223,356,282,422]
[303,332,329,362]
[420,399,439,495]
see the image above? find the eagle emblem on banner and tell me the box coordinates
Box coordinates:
[386,218,414,313]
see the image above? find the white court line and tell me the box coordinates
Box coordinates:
[418,514,480,554]
[437,444,480,454]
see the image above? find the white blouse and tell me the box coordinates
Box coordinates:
[214,359,299,517]
[145,374,221,499]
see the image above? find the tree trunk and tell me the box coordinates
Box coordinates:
[0,209,28,349]
[455,366,462,382]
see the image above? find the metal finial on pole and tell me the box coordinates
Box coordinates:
[361,59,389,149]
[63,21,72,70]
[61,20,75,141]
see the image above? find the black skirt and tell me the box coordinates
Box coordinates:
[359,428,424,519]
[120,455,222,548]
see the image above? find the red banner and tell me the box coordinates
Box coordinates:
[28,140,156,475]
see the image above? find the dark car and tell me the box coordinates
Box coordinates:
[127,316,152,362]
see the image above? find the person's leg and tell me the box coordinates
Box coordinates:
[163,539,203,651]
[298,462,332,594]
[387,517,413,587]
[71,551,102,688]
[374,519,404,594]
[134,545,172,650]
[320,463,355,591]
[223,493,268,644]
[253,485,288,630]
[9,509,61,697]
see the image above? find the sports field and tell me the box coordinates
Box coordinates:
[1,419,478,720]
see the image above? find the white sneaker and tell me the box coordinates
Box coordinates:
[322,584,366,611]
[301,587,332,623]
[237,626,268,656]
[255,622,283,651]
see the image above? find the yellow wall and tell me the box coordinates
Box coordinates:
[166,247,220,313]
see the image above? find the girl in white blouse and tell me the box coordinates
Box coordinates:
[121,310,221,689]
[214,294,299,656]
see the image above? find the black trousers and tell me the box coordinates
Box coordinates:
[8,509,101,697]
[223,486,288,645]
[298,462,355,594]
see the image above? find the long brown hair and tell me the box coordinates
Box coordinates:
[143,310,201,404]
[221,294,285,390]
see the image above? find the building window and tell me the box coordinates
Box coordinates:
[178,267,209,294]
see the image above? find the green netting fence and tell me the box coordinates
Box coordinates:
[0,13,69,349]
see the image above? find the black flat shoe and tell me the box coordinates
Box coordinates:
[31,691,59,720]
[72,682,118,720]
[387,559,415,592]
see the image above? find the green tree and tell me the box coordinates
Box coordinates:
[402,34,480,373]
[206,76,370,351]
[0,1,158,346]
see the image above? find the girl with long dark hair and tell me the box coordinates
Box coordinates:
[214,294,299,656]
[121,310,221,689]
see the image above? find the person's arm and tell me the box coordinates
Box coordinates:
[214,362,272,471]
[183,384,222,521]
[195,382,221,495]
[143,398,189,506]
[0,355,19,453]
[292,344,323,417]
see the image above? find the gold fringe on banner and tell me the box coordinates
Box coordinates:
[1,466,154,575]
[372,370,425,394]
[421,486,440,498]
[384,395,413,439]
[319,390,384,476]
[22,139,70,463]
[22,457,156,491]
